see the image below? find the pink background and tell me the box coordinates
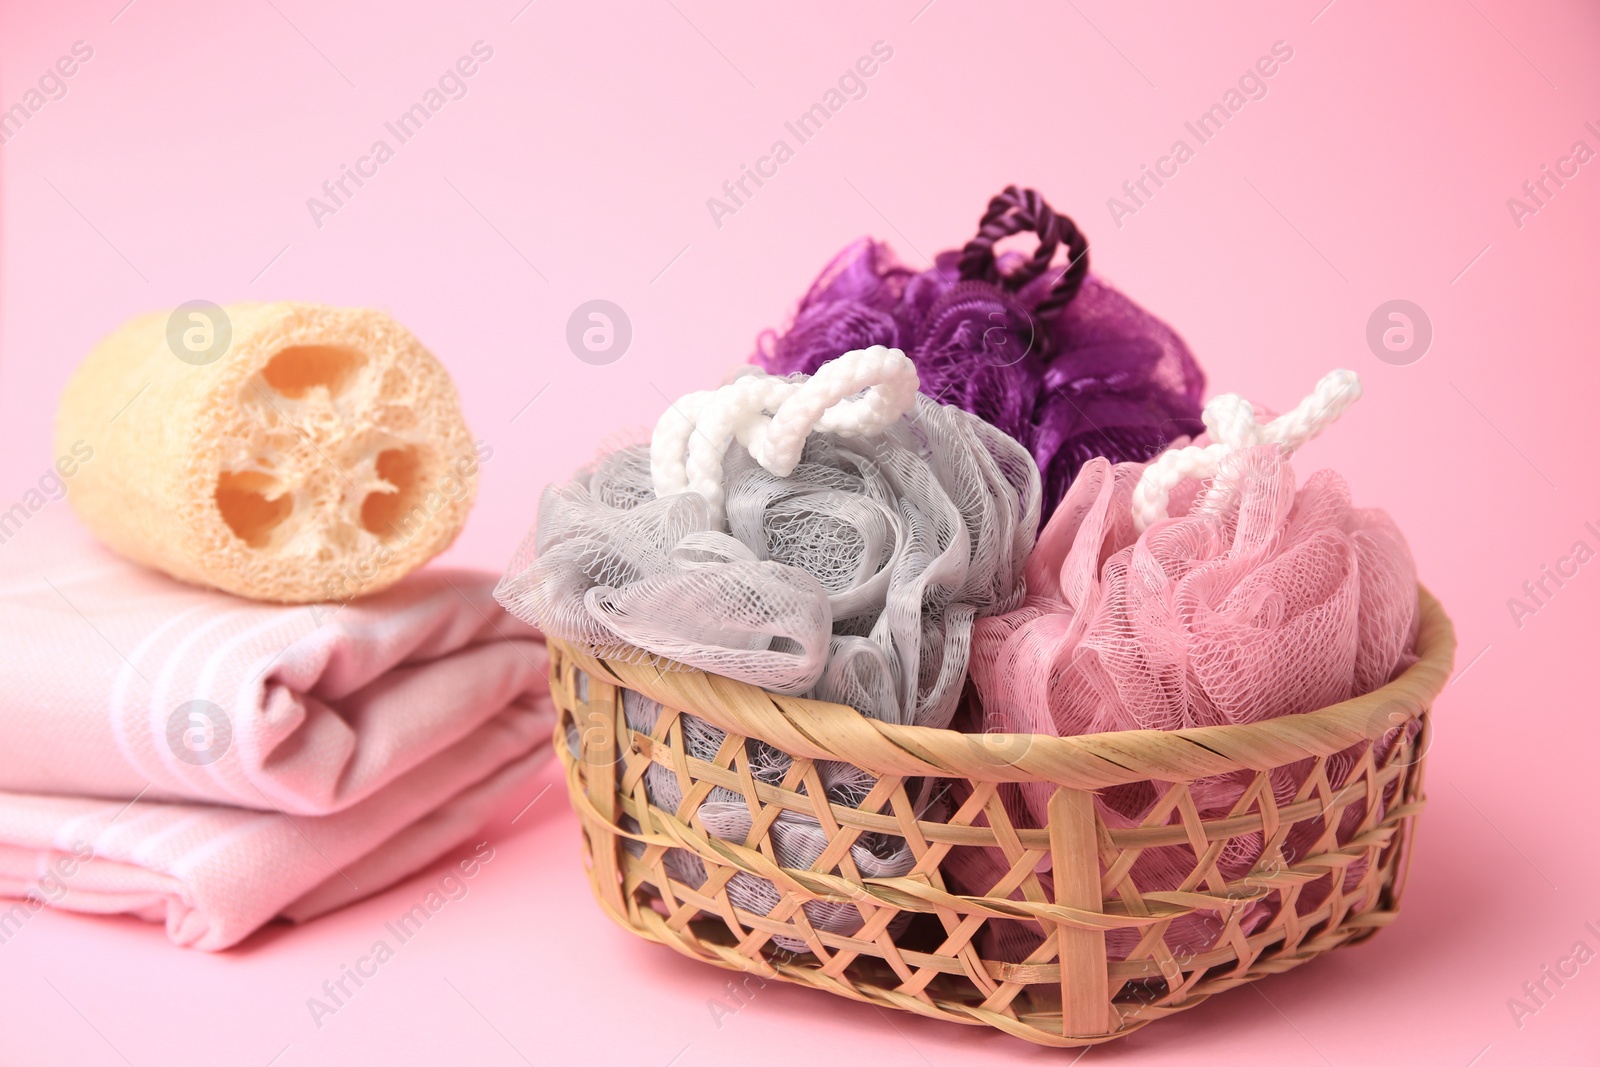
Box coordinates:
[3,0,1598,1062]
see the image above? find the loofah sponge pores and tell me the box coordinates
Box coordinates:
[55,302,480,603]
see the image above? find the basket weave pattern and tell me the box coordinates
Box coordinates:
[551,590,1454,1047]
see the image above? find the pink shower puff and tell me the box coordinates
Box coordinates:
[972,444,1419,741]
[946,443,1422,963]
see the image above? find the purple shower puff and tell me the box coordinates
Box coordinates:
[1032,275,1207,509]
[757,244,1043,445]
[752,188,1207,518]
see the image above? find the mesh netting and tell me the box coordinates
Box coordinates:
[497,387,1039,947]
[752,190,1207,518]
[496,391,1040,730]
[947,444,1421,962]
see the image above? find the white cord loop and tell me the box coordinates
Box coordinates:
[1131,369,1362,531]
[650,346,920,521]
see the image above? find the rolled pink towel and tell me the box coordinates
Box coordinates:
[0,508,553,949]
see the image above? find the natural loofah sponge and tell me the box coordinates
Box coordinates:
[56,302,480,603]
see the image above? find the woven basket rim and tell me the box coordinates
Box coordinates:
[552,585,1454,790]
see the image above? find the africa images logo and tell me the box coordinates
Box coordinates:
[306,42,495,229]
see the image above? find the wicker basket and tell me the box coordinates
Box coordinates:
[549,588,1454,1047]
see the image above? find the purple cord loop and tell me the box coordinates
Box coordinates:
[753,187,1207,520]
[957,185,1090,320]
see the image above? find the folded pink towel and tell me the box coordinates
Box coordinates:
[0,509,553,949]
